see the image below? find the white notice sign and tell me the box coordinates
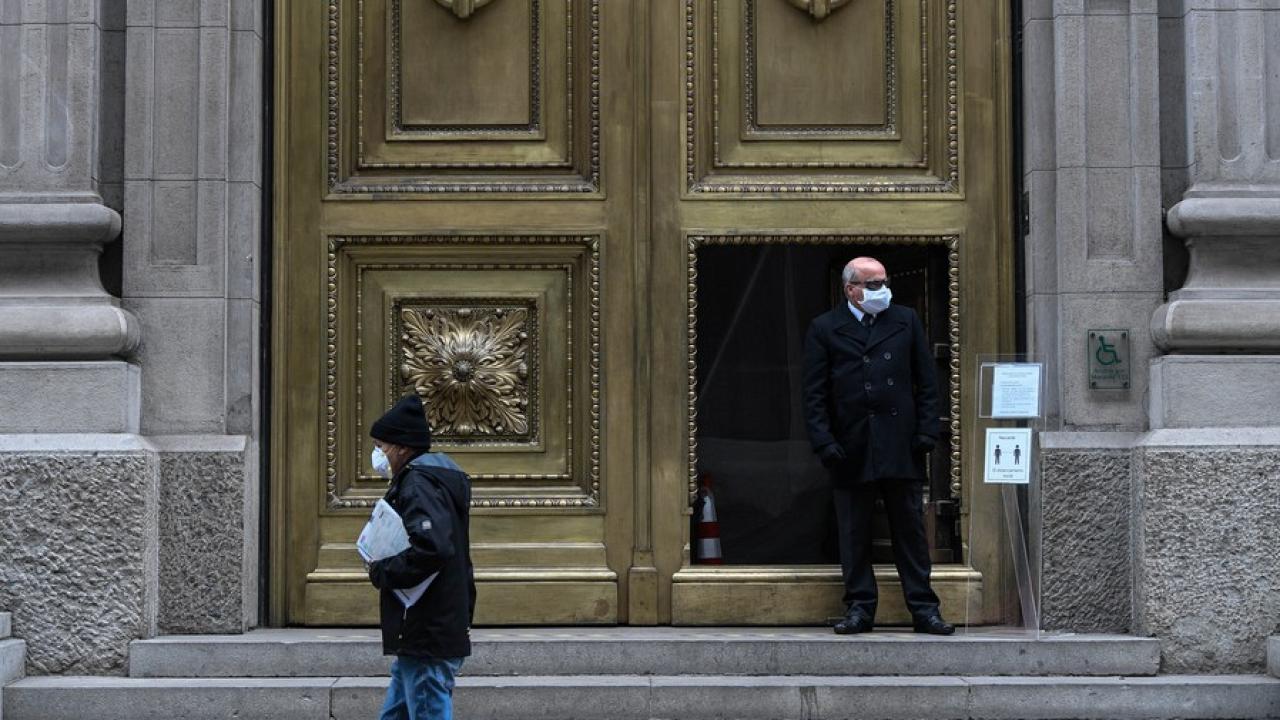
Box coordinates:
[990,363,1043,419]
[984,428,1033,484]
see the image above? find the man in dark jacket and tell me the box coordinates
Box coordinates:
[367,394,476,719]
[803,257,954,636]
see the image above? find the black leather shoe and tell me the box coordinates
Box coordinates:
[833,612,874,635]
[912,614,955,635]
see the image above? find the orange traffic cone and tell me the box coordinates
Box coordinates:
[695,473,723,564]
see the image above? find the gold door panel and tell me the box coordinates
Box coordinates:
[686,0,955,192]
[328,235,600,508]
[330,0,600,192]
[277,0,632,627]
[301,234,615,625]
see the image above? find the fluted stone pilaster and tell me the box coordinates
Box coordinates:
[1133,2,1280,674]
[1153,4,1280,353]
[0,0,140,396]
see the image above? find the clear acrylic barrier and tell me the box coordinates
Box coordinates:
[962,354,1044,637]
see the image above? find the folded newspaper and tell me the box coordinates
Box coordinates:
[356,499,437,608]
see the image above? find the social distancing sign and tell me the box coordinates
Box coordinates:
[984,428,1032,484]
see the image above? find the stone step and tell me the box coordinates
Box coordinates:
[6,674,1280,720]
[128,628,1161,678]
[0,639,25,686]
[0,613,9,640]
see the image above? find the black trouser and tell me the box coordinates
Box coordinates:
[832,479,940,621]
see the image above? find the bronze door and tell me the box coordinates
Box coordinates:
[274,0,1015,626]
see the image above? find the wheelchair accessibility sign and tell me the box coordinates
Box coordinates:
[1088,329,1130,390]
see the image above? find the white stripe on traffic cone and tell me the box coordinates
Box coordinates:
[695,474,723,564]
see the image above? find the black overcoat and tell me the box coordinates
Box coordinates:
[802,303,941,485]
[369,455,476,659]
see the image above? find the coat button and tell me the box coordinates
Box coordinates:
[868,411,876,418]
[891,407,899,416]
[884,352,892,360]
[864,382,872,390]
[887,378,895,386]
[863,355,870,363]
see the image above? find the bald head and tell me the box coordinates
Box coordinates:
[842,257,885,285]
[842,257,888,308]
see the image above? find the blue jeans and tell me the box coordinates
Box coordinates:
[379,656,465,720]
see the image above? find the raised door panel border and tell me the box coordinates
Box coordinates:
[685,0,959,194]
[684,234,962,506]
[303,233,618,626]
[743,0,897,137]
[672,233,984,625]
[328,0,601,194]
[717,0,921,164]
[365,0,563,157]
[389,0,546,137]
[325,234,602,510]
[305,513,619,625]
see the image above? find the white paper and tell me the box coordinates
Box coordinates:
[357,499,439,608]
[983,428,1033,484]
[356,500,410,563]
[393,575,435,609]
[990,363,1042,419]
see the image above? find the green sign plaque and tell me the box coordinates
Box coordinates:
[1088,329,1130,390]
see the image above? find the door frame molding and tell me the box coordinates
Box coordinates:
[670,232,992,625]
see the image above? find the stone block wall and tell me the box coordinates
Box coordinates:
[1133,429,1280,673]
[0,436,158,675]
[0,0,267,675]
[155,437,257,634]
[1037,433,1136,634]
[0,433,258,673]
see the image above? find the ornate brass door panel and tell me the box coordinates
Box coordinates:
[655,0,1014,625]
[275,0,1014,625]
[275,0,633,625]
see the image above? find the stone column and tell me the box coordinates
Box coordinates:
[1135,2,1280,673]
[1021,0,1163,634]
[123,0,263,634]
[0,0,140,420]
[0,0,157,674]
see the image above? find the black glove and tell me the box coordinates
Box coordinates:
[912,434,937,454]
[818,443,847,469]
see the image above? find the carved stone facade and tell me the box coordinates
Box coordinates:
[1028,0,1280,672]
[0,0,262,672]
[0,0,1276,678]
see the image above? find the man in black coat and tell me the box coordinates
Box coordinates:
[802,256,954,635]
[367,394,476,719]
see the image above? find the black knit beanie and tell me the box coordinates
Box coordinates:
[370,395,432,450]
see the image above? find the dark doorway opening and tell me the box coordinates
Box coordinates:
[693,243,960,566]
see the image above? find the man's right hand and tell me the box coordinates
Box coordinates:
[818,443,847,469]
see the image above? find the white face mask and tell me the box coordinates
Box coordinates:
[371,446,392,479]
[860,286,892,314]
